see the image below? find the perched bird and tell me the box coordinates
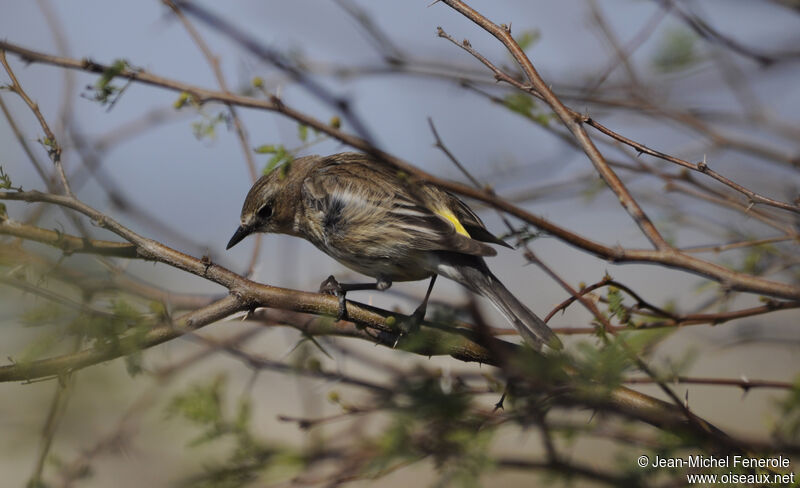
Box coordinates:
[226,152,561,350]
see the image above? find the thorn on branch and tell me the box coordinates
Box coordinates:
[269,94,283,108]
[201,254,212,275]
[696,157,708,172]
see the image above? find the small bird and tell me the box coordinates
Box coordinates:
[226,152,561,350]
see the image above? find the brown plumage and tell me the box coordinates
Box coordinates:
[227,152,561,350]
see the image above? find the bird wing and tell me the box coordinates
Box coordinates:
[444,191,514,249]
[301,153,497,257]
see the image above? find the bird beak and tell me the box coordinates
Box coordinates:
[226,225,251,250]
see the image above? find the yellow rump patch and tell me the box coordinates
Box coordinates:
[436,207,471,238]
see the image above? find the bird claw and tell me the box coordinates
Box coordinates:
[393,308,425,348]
[318,275,347,320]
[493,392,507,412]
[318,275,341,295]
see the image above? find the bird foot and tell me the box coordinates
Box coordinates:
[318,275,347,320]
[392,306,427,348]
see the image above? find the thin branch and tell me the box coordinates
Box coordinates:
[28,369,75,487]
[588,120,800,215]
[1,41,799,302]
[436,3,671,251]
[624,376,795,391]
[545,276,678,323]
[162,0,257,182]
[658,0,800,66]
[0,218,138,258]
[172,0,377,146]
[681,235,796,254]
[160,0,265,277]
[522,247,731,447]
[0,50,72,197]
[0,96,49,184]
[437,27,800,217]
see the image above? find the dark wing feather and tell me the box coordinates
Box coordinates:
[303,154,496,257]
[445,191,514,249]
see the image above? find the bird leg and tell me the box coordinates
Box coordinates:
[396,275,438,343]
[318,275,392,320]
[411,274,437,324]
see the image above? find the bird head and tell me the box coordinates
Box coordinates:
[226,166,299,250]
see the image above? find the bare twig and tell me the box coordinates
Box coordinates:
[0,41,798,302]
[0,50,72,197]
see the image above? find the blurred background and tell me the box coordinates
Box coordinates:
[1,1,799,486]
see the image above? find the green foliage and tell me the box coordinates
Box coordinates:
[168,374,227,444]
[502,93,553,127]
[21,302,69,327]
[297,124,309,142]
[739,243,778,275]
[253,144,278,154]
[773,376,800,441]
[0,165,13,189]
[652,29,698,73]
[573,329,673,388]
[168,376,302,488]
[16,330,63,365]
[515,29,540,51]
[581,177,607,202]
[607,286,629,324]
[75,300,149,363]
[255,123,326,177]
[365,372,495,486]
[255,144,293,178]
[84,59,132,107]
[173,91,193,110]
[192,112,229,141]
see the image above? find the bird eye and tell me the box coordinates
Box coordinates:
[257,204,273,220]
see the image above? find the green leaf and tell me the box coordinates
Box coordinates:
[173,91,192,110]
[653,29,698,73]
[253,144,277,154]
[515,29,541,51]
[297,124,308,142]
[503,93,535,118]
[773,376,800,441]
[0,166,12,189]
[125,352,143,377]
[167,375,227,446]
[85,59,131,106]
[191,112,227,141]
[502,93,553,127]
[261,145,293,178]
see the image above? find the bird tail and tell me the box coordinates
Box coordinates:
[438,261,562,351]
